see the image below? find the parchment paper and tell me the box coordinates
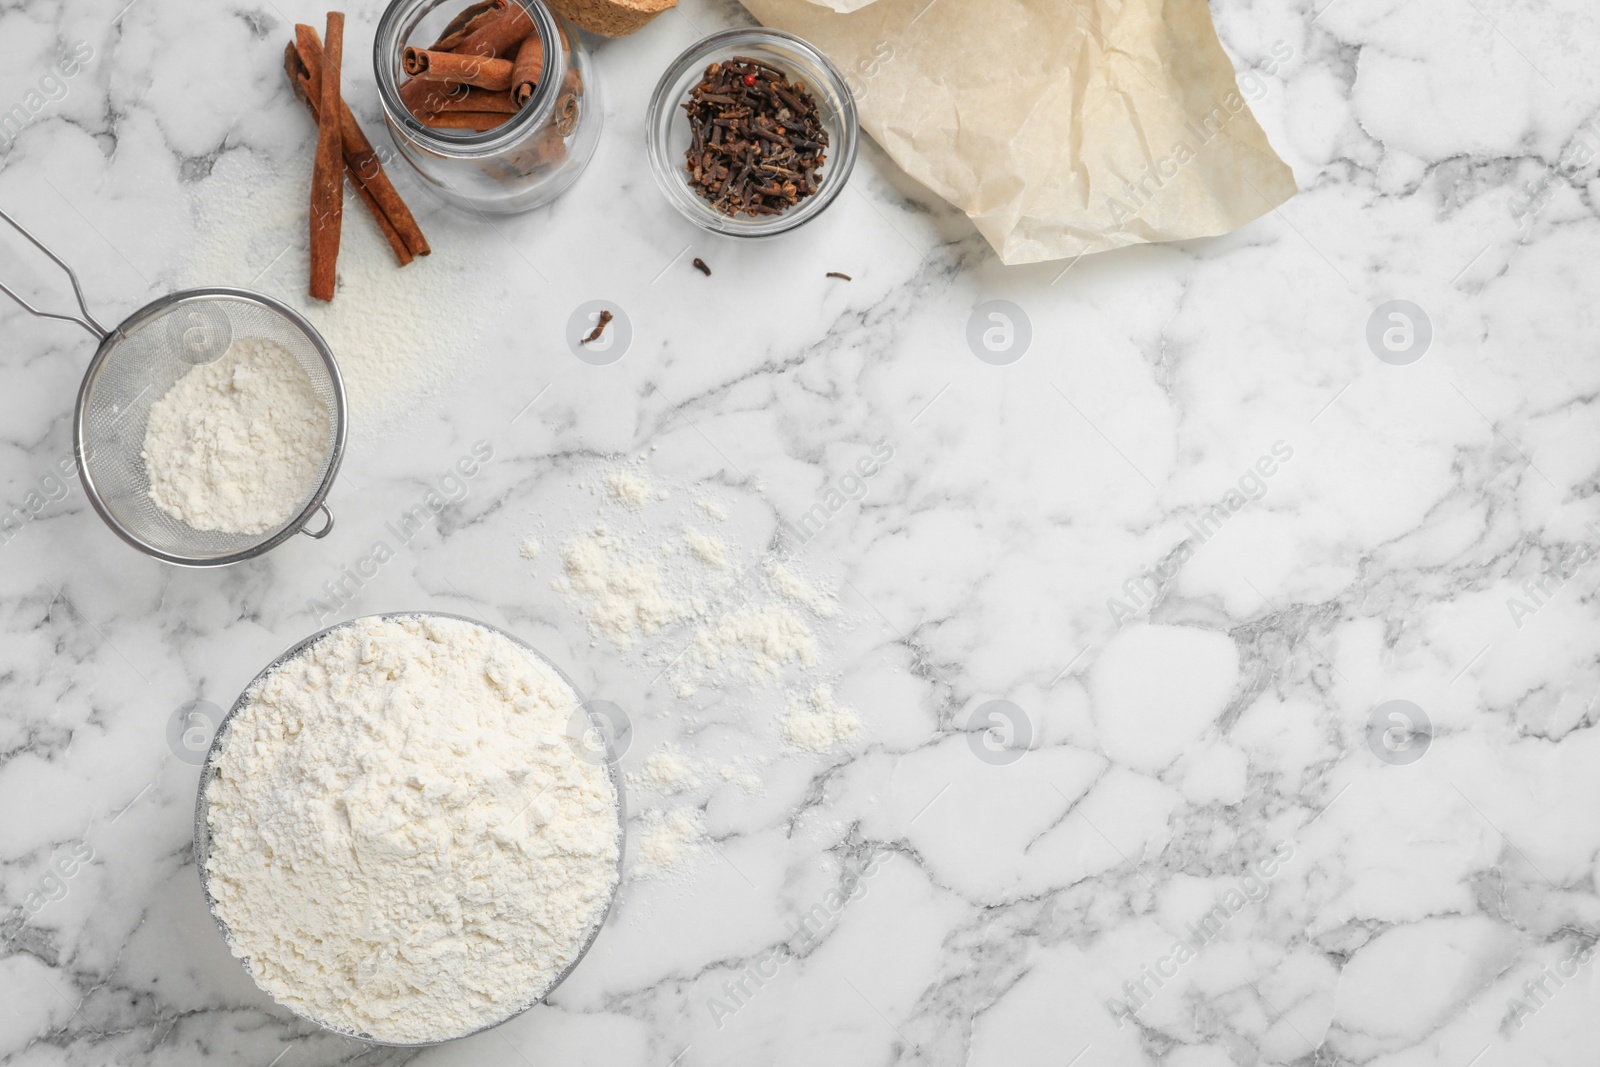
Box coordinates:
[738,0,1298,264]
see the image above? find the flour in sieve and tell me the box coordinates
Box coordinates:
[141,338,330,534]
[202,615,620,1044]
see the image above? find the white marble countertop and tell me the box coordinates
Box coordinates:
[3,0,1599,1063]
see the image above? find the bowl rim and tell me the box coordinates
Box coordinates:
[645,27,859,239]
[192,610,628,1047]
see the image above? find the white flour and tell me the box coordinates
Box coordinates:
[543,465,864,782]
[555,527,821,697]
[186,151,485,441]
[770,564,840,619]
[674,604,820,696]
[720,761,765,795]
[630,807,707,880]
[556,525,686,648]
[636,744,701,793]
[684,528,730,569]
[778,685,862,752]
[604,469,654,509]
[141,339,329,534]
[202,615,620,1044]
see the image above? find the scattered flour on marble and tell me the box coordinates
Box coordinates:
[629,744,766,797]
[630,807,708,880]
[554,523,819,695]
[670,604,820,697]
[684,528,730,569]
[520,536,542,560]
[141,338,330,534]
[604,469,654,509]
[778,685,862,752]
[201,615,620,1044]
[635,744,701,794]
[555,525,685,648]
[769,563,840,619]
[536,461,864,768]
[719,760,765,795]
[185,150,486,441]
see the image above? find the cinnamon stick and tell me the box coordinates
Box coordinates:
[418,111,513,131]
[399,80,518,118]
[553,67,581,135]
[285,44,411,266]
[452,2,535,58]
[400,76,467,116]
[403,48,514,91]
[500,124,567,173]
[511,34,543,106]
[309,11,344,301]
[431,0,507,49]
[292,28,431,261]
[423,85,519,113]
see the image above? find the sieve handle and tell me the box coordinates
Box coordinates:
[301,504,335,539]
[0,206,109,340]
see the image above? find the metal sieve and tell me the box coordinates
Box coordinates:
[0,207,346,567]
[193,612,627,1047]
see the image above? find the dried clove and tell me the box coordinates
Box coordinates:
[692,257,712,276]
[682,57,827,218]
[826,271,851,280]
[580,309,614,344]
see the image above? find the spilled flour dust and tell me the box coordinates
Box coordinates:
[523,461,863,881]
[184,151,488,441]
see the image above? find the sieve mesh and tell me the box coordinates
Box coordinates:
[77,291,344,565]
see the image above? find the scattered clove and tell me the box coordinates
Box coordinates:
[692,257,711,276]
[580,309,614,344]
[682,57,827,218]
[826,271,851,280]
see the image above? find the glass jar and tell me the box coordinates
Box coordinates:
[374,0,599,214]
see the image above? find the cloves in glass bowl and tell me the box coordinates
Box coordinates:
[682,57,828,219]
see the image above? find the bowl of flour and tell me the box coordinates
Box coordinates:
[195,612,624,1045]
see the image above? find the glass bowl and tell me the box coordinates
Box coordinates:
[645,28,858,238]
[193,611,627,1047]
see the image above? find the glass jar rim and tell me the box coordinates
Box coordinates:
[373,0,564,157]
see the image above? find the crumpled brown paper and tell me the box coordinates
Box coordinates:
[738,0,1298,264]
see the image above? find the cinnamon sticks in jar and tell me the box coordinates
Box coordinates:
[511,35,544,105]
[285,13,430,299]
[431,0,508,50]
[397,0,563,135]
[403,48,515,90]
